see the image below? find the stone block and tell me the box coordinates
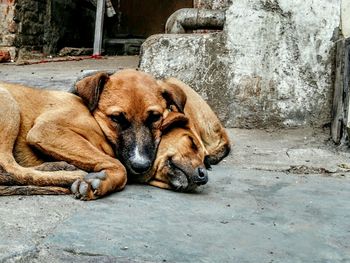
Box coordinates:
[140,0,340,128]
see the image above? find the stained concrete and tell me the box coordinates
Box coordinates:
[0,58,350,262]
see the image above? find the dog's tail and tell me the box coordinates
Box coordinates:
[0,185,70,196]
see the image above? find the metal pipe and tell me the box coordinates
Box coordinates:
[93,0,105,56]
[165,8,225,34]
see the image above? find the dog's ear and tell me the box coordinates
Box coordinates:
[74,72,109,111]
[158,81,187,113]
[161,112,189,132]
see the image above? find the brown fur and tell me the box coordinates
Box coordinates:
[160,78,231,164]
[0,185,70,195]
[0,69,186,200]
[146,112,209,191]
[140,79,231,191]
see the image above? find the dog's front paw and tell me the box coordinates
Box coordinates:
[71,171,107,200]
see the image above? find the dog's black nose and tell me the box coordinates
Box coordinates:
[130,159,152,174]
[195,167,208,185]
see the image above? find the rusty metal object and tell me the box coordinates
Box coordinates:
[165,8,225,33]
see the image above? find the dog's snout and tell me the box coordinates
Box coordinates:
[195,167,208,185]
[198,167,206,178]
[130,158,151,174]
[128,145,153,174]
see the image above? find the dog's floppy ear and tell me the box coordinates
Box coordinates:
[158,81,187,113]
[74,72,109,111]
[161,112,189,132]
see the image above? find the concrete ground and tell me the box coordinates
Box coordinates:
[0,57,350,263]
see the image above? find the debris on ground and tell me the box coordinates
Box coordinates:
[0,50,11,63]
[58,47,94,57]
[16,56,105,66]
[338,163,350,170]
[286,165,333,175]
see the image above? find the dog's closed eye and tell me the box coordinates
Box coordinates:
[188,136,198,151]
[109,113,130,130]
[146,111,162,125]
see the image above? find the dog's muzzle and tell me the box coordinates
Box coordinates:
[167,160,209,192]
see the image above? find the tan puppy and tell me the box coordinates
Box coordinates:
[0,69,186,200]
[160,78,231,165]
[132,111,209,192]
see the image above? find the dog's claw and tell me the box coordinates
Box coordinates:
[85,171,106,180]
[71,180,80,195]
[71,171,107,201]
[90,178,101,190]
[78,181,89,196]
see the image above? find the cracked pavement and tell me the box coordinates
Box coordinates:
[0,57,350,262]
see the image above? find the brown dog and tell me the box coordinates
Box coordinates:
[0,69,186,200]
[0,112,208,195]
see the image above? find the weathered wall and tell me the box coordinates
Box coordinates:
[140,0,341,128]
[0,0,95,59]
[14,0,47,58]
[43,0,95,54]
[0,0,17,58]
[194,0,231,9]
[341,0,350,38]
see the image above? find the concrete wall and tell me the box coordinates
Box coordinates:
[140,0,341,128]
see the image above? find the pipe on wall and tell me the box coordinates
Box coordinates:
[165,8,225,34]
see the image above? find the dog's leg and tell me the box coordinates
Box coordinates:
[27,119,127,200]
[33,161,79,171]
[0,161,86,187]
[0,88,86,188]
[0,185,70,195]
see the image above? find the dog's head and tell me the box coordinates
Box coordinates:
[74,69,187,175]
[148,112,210,192]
